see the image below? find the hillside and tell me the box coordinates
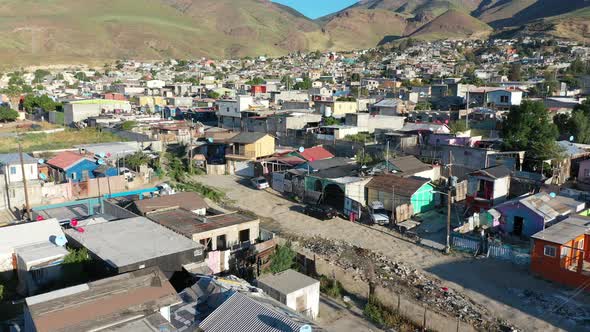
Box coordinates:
[408,9,492,40]
[322,8,408,49]
[0,0,328,66]
[473,0,590,28]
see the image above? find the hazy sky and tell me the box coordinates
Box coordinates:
[272,0,359,19]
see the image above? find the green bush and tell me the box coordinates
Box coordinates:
[364,296,422,331]
[320,275,344,299]
[267,242,297,274]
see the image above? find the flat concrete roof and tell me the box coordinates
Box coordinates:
[15,242,68,265]
[257,269,319,295]
[65,217,202,269]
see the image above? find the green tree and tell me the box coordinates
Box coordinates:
[120,120,137,131]
[503,101,561,169]
[414,101,431,111]
[23,94,59,113]
[0,105,18,122]
[449,121,468,134]
[555,100,590,144]
[294,77,312,90]
[508,63,522,81]
[33,69,50,84]
[245,77,265,85]
[267,243,297,274]
[74,72,88,81]
[323,116,340,125]
[125,152,149,172]
[281,75,295,89]
[207,91,220,99]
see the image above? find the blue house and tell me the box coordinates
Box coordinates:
[46,151,116,183]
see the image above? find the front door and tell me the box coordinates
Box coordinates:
[513,216,524,236]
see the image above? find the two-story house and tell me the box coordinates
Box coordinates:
[0,153,43,211]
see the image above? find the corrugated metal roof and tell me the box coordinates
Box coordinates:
[531,215,590,244]
[199,292,304,332]
[366,175,431,197]
[0,153,37,166]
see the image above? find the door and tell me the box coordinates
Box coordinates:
[513,216,524,236]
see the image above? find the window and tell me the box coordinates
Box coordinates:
[10,166,16,175]
[500,95,509,103]
[544,245,557,257]
[561,246,570,258]
[239,229,250,242]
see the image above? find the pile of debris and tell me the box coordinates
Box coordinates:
[510,288,590,324]
[300,237,513,330]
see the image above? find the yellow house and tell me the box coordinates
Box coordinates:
[226,132,275,160]
[138,96,165,107]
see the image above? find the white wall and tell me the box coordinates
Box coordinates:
[4,163,38,184]
[285,282,320,319]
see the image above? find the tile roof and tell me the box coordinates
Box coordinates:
[366,175,431,197]
[297,146,334,162]
[46,151,88,170]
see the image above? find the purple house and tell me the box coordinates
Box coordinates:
[490,192,585,237]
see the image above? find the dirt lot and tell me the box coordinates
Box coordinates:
[196,174,590,332]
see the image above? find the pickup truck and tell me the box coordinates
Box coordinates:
[369,201,390,225]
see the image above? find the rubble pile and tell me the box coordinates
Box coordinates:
[301,237,511,330]
[510,288,590,323]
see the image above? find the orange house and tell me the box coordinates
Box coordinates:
[530,215,590,290]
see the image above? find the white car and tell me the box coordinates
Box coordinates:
[251,177,269,190]
[369,201,390,225]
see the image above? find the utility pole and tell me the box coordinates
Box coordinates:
[465,89,470,128]
[445,151,453,254]
[386,140,390,172]
[17,131,32,221]
[188,119,194,174]
[391,185,396,225]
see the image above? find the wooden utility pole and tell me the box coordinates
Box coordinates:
[17,137,32,221]
[445,151,453,254]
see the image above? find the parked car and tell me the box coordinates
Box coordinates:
[251,176,269,190]
[369,201,390,225]
[304,205,338,220]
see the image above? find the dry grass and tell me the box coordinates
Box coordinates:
[0,128,123,153]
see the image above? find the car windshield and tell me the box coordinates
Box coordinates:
[257,179,267,183]
[374,208,388,215]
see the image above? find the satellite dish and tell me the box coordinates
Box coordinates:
[207,137,214,143]
[98,152,106,158]
[298,146,305,153]
[569,136,575,142]
[549,192,557,198]
[38,159,45,164]
[39,173,47,180]
[97,159,105,165]
[299,325,312,332]
[54,235,67,246]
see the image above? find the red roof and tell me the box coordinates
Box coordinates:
[298,146,334,162]
[46,151,86,169]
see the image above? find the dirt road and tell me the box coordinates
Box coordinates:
[197,174,590,332]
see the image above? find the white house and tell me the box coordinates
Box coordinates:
[256,269,320,319]
[216,95,254,129]
[0,153,39,185]
[486,89,523,109]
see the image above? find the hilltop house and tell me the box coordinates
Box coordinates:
[466,165,512,212]
[45,151,117,183]
[226,132,275,160]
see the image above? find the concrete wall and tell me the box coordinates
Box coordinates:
[192,219,259,251]
[64,103,100,124]
[285,283,320,319]
[87,176,126,197]
[3,163,38,185]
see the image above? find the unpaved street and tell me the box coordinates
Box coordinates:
[196,174,590,332]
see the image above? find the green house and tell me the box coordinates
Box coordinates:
[365,175,436,214]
